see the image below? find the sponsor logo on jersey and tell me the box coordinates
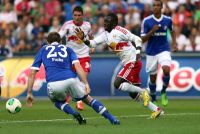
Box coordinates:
[153,32,166,36]
[68,35,83,44]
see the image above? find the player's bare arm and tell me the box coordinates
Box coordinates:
[26,69,37,107]
[75,28,91,46]
[88,33,95,54]
[74,62,91,94]
[170,30,178,52]
[141,25,160,43]
[136,46,142,61]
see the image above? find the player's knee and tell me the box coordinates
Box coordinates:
[118,82,130,91]
[114,80,121,89]
[82,95,92,105]
[150,76,156,84]
[163,71,170,76]
[162,66,170,75]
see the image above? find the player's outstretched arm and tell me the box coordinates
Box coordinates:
[26,69,37,107]
[74,28,91,46]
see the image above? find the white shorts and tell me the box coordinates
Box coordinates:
[146,51,171,74]
[47,78,86,102]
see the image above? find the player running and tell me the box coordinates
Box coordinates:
[58,6,94,110]
[75,13,163,118]
[26,32,120,125]
[141,0,178,106]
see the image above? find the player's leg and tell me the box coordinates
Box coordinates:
[146,55,158,103]
[54,100,86,124]
[160,66,170,106]
[149,74,157,103]
[129,92,163,118]
[115,61,150,106]
[158,51,171,106]
[76,57,91,110]
[47,80,86,125]
[82,95,120,125]
[66,95,70,102]
[71,78,120,125]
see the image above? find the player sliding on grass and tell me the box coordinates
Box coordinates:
[75,13,163,119]
[26,32,120,125]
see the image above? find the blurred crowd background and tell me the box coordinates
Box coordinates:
[0,0,200,57]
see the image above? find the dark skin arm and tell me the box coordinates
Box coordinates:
[88,34,95,54]
[141,25,160,43]
[136,46,142,61]
[170,30,178,52]
[141,24,178,52]
[75,28,91,46]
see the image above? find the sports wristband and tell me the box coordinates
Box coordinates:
[136,50,140,54]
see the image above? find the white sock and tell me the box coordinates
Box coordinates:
[147,102,159,111]
[134,94,159,111]
[119,82,144,93]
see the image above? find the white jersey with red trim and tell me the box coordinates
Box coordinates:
[58,20,92,58]
[90,26,142,64]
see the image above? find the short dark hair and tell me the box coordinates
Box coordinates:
[73,6,83,14]
[154,0,163,7]
[47,32,61,44]
[107,13,118,27]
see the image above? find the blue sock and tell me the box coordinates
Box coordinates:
[55,101,78,115]
[90,99,116,123]
[149,82,156,102]
[161,75,170,93]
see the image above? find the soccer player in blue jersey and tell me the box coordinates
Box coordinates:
[26,32,120,125]
[141,0,178,106]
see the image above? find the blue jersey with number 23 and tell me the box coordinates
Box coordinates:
[31,42,78,83]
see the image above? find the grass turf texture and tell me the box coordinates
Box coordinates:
[0,99,200,134]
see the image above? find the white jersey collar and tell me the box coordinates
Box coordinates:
[153,14,163,22]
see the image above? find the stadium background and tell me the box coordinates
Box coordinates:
[0,1,200,134]
[0,0,200,99]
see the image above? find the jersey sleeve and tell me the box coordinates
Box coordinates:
[67,47,79,64]
[120,28,142,47]
[31,47,44,70]
[90,32,106,47]
[58,22,68,38]
[168,18,173,31]
[87,23,92,36]
[140,19,149,37]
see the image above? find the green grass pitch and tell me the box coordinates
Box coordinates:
[0,99,200,134]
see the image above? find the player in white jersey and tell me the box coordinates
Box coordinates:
[59,6,93,110]
[26,32,120,125]
[75,13,163,119]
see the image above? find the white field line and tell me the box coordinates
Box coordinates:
[0,112,200,124]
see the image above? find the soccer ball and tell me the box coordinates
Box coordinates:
[6,98,22,114]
